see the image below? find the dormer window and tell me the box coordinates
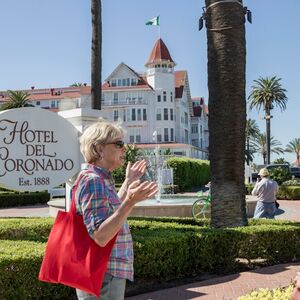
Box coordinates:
[131,78,137,86]
[111,78,137,87]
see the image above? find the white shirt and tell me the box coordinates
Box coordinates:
[252,177,278,203]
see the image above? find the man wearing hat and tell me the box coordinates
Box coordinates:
[252,168,279,219]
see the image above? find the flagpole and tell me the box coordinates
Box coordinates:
[158,15,160,39]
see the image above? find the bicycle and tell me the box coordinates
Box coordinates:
[192,191,211,219]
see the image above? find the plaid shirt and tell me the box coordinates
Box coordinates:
[72,163,134,281]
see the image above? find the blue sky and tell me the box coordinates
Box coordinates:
[1,0,299,164]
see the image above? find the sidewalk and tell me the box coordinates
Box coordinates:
[126,263,300,300]
[1,200,300,299]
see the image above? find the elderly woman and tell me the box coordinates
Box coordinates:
[74,120,157,300]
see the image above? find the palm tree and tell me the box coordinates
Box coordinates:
[245,118,260,165]
[70,82,84,87]
[253,133,284,164]
[91,0,102,110]
[285,138,300,166]
[0,90,33,111]
[205,0,247,228]
[248,76,287,164]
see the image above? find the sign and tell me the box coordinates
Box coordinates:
[0,107,81,191]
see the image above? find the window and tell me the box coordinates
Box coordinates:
[118,79,122,86]
[113,92,118,104]
[126,109,131,121]
[170,91,173,102]
[192,139,199,147]
[164,128,169,142]
[137,109,141,121]
[131,78,137,86]
[185,130,189,143]
[157,129,162,142]
[123,110,126,122]
[170,128,174,141]
[192,125,198,134]
[136,128,141,143]
[164,108,168,120]
[185,112,188,125]
[163,91,167,102]
[111,79,116,87]
[129,135,134,143]
[143,109,147,120]
[157,95,161,102]
[132,109,136,121]
[51,100,58,108]
[156,108,161,121]
[122,79,126,86]
[113,110,118,121]
[36,101,40,106]
[170,109,174,121]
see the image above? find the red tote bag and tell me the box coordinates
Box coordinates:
[39,175,117,297]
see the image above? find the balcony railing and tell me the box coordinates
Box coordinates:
[101,98,148,106]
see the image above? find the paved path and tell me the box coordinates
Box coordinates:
[126,263,300,300]
[0,200,299,299]
[0,204,49,217]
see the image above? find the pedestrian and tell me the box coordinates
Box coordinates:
[252,168,278,219]
[74,120,158,299]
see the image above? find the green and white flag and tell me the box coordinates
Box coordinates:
[146,16,160,26]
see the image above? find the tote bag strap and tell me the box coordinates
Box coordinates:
[70,170,94,215]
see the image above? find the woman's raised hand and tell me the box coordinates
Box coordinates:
[125,160,147,184]
[126,180,158,204]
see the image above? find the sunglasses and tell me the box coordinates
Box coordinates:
[106,140,125,149]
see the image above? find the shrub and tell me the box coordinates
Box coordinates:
[161,184,179,194]
[277,186,300,200]
[269,168,292,185]
[245,183,254,195]
[166,157,210,192]
[282,179,300,186]
[0,192,50,208]
[238,285,294,300]
[0,240,72,299]
[1,217,300,298]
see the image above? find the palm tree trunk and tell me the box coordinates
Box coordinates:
[246,137,250,166]
[91,0,102,110]
[263,152,266,165]
[205,0,248,228]
[265,106,271,164]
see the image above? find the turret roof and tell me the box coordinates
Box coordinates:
[145,38,175,66]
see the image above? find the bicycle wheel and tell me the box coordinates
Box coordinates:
[192,197,207,219]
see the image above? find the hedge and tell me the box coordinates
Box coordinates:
[245,185,300,200]
[277,186,300,200]
[0,192,50,208]
[166,157,210,191]
[1,218,300,298]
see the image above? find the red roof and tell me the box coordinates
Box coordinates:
[146,38,174,66]
[175,71,186,98]
[0,87,82,102]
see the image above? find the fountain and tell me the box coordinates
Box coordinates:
[140,131,174,203]
[48,130,257,218]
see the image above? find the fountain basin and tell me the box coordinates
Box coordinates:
[48,196,257,218]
